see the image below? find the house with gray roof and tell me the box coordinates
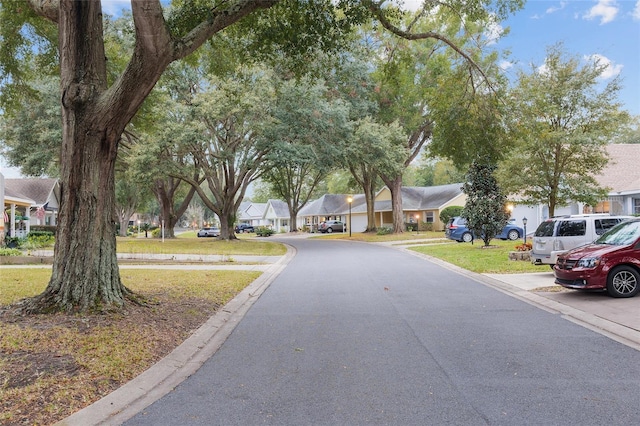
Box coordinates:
[263,199,292,232]
[595,144,640,216]
[298,183,466,233]
[2,176,60,239]
[298,194,362,232]
[237,201,268,228]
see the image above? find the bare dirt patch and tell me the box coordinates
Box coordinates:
[0,294,220,426]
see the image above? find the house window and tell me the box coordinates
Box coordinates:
[634,199,640,215]
[425,211,434,223]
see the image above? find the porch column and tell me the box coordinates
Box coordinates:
[10,204,15,237]
[25,207,31,234]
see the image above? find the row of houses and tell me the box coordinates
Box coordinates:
[3,144,640,239]
[241,183,466,233]
[238,145,640,234]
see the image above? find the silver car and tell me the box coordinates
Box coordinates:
[318,220,345,233]
[197,227,220,237]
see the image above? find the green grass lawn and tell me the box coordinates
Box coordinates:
[116,235,286,256]
[408,239,546,274]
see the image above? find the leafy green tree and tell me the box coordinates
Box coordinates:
[498,44,629,216]
[611,115,640,144]
[0,76,61,177]
[180,67,274,240]
[462,159,509,246]
[262,77,351,231]
[129,66,204,239]
[347,117,406,231]
[413,158,466,187]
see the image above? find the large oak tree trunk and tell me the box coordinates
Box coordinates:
[25,1,129,312]
[30,122,129,312]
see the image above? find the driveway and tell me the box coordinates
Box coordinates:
[114,237,640,426]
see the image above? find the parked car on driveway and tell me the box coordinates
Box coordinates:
[234,224,255,233]
[318,220,345,233]
[197,227,220,237]
[531,214,632,267]
[554,218,640,298]
[445,216,523,243]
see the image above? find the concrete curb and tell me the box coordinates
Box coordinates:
[55,245,296,426]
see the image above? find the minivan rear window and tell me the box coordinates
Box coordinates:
[534,221,556,237]
[557,220,586,236]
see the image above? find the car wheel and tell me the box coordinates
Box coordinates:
[327,227,333,233]
[462,232,473,243]
[606,266,640,298]
[507,229,520,240]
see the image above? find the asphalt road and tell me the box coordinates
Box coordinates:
[124,238,640,425]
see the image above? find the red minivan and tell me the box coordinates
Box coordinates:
[554,218,640,297]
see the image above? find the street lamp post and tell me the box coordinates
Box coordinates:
[523,217,528,245]
[347,196,353,237]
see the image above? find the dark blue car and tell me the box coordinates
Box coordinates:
[445,216,523,243]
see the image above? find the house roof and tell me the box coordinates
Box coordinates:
[598,144,640,194]
[265,199,290,219]
[400,184,464,210]
[238,202,266,220]
[299,194,362,217]
[366,184,464,213]
[5,178,58,206]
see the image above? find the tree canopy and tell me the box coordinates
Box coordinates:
[498,43,629,216]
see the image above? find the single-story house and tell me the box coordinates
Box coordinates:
[2,175,60,239]
[263,199,292,233]
[298,194,365,232]
[298,183,466,233]
[368,184,466,231]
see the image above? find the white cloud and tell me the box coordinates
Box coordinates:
[546,1,568,14]
[536,63,550,76]
[484,21,503,45]
[583,0,619,24]
[633,0,640,20]
[585,54,623,79]
[499,60,513,71]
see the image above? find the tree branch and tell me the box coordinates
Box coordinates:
[26,0,59,23]
[172,0,279,60]
[365,0,489,84]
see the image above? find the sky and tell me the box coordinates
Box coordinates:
[2,0,639,178]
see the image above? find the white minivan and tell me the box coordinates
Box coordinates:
[530,214,633,267]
